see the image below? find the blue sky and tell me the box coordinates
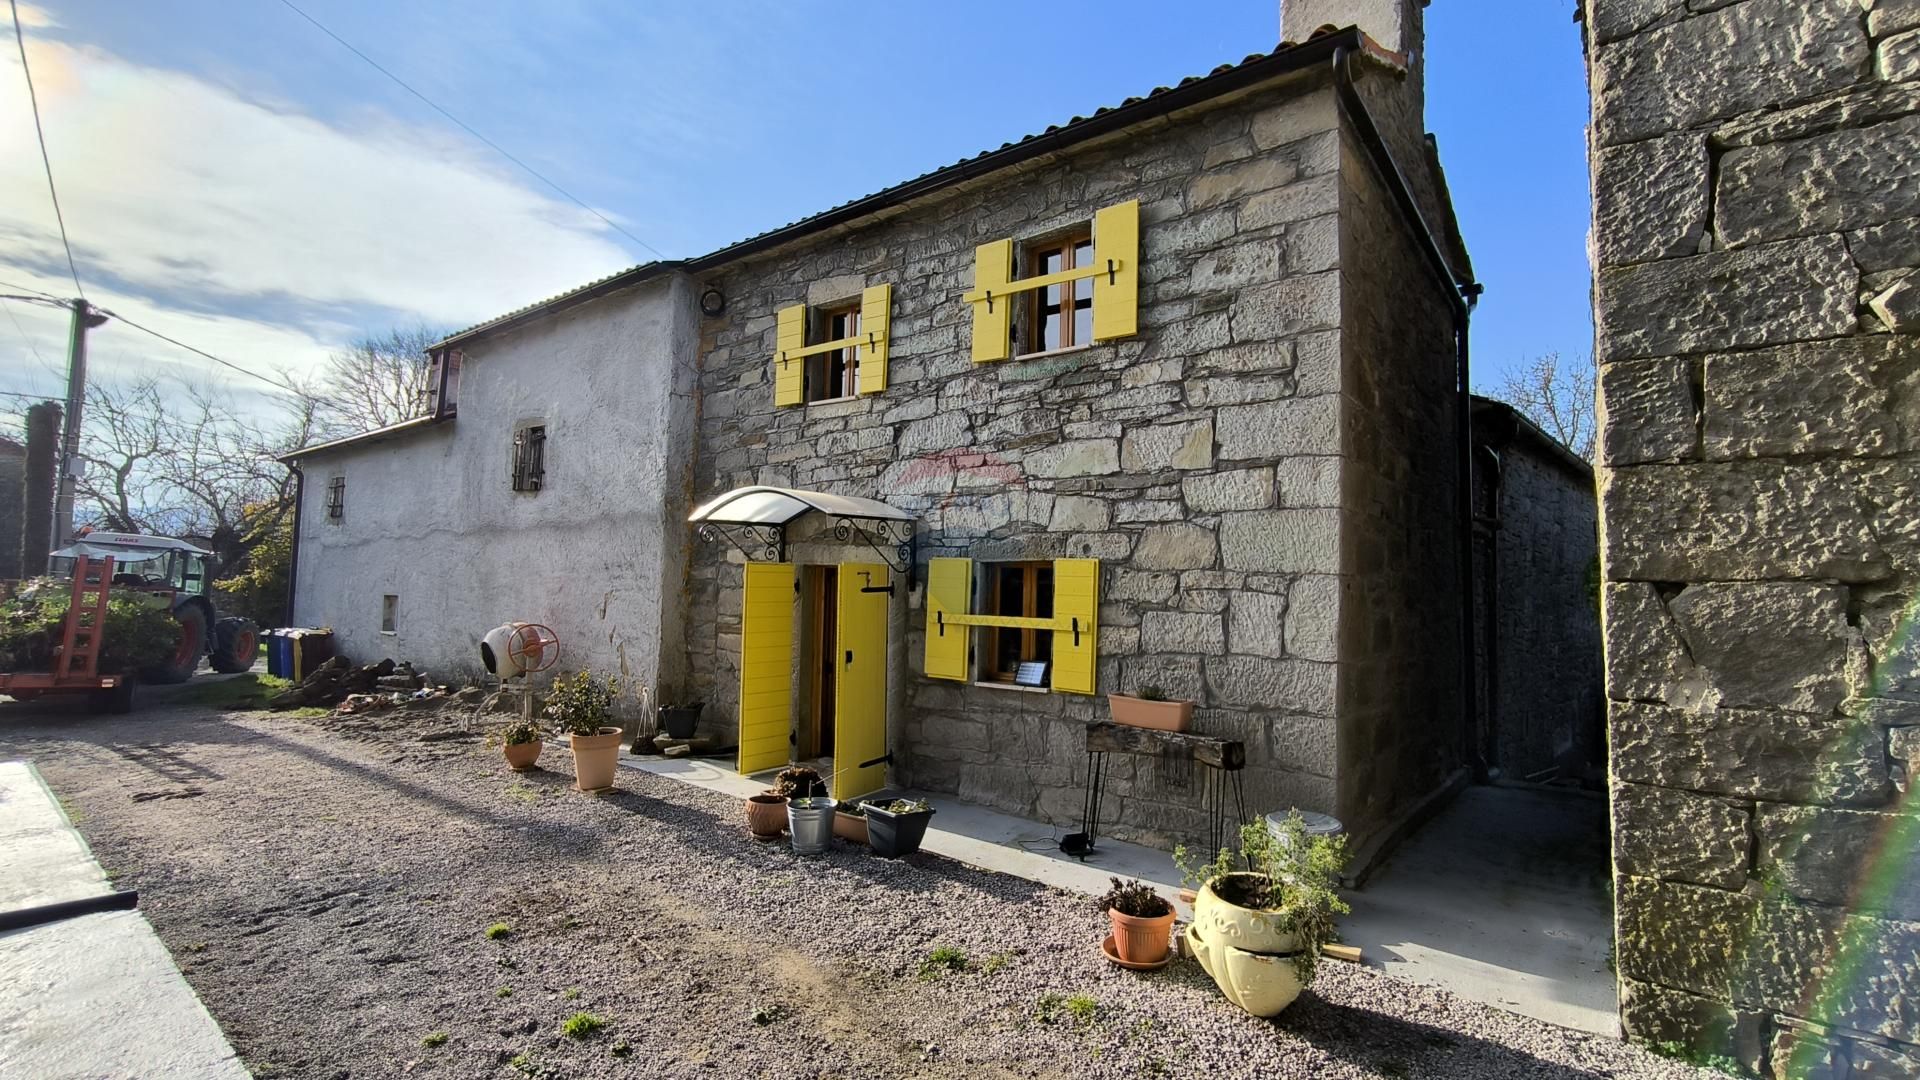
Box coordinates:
[1,0,1591,406]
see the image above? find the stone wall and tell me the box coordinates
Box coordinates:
[685,65,1468,856]
[1587,0,1920,1071]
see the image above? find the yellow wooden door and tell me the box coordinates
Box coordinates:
[738,562,795,776]
[834,562,890,801]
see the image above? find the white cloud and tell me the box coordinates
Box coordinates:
[0,34,639,397]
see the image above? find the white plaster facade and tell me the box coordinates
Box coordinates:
[288,275,699,701]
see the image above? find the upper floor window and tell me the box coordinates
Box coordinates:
[981,560,1054,683]
[511,424,546,492]
[1023,231,1094,355]
[326,476,345,520]
[805,301,861,403]
[427,349,462,418]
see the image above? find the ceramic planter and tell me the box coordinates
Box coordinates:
[1193,873,1302,956]
[1108,907,1176,964]
[567,727,623,792]
[503,740,542,772]
[787,796,838,855]
[862,801,935,858]
[1184,924,1304,1017]
[746,793,788,838]
[1107,693,1194,732]
[833,809,869,845]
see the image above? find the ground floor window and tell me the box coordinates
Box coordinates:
[981,561,1053,683]
[381,594,398,633]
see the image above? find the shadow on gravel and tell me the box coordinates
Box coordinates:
[1278,990,1607,1079]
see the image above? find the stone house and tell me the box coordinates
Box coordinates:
[1587,0,1920,1071]
[286,0,1518,866]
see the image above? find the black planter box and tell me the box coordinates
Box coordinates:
[861,801,935,858]
[659,703,704,739]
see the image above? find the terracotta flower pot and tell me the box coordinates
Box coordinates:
[1108,907,1175,965]
[746,794,788,838]
[1107,693,1194,732]
[832,810,869,845]
[503,740,542,772]
[568,727,623,792]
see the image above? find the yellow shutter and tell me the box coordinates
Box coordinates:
[774,304,805,407]
[1090,200,1139,342]
[924,557,973,681]
[1050,558,1099,695]
[969,238,1013,363]
[737,561,795,775]
[859,284,891,395]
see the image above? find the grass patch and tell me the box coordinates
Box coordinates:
[495,986,513,998]
[1645,1039,1742,1075]
[175,673,291,711]
[562,987,581,1000]
[918,944,968,981]
[508,1052,537,1074]
[560,1012,605,1039]
[504,783,541,805]
[1035,992,1100,1029]
[611,1041,632,1058]
[484,922,513,941]
[420,1031,448,1048]
[981,950,1013,975]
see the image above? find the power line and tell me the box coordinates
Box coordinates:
[1,296,49,366]
[276,0,666,261]
[0,276,61,300]
[0,387,60,401]
[9,0,85,298]
[94,308,292,395]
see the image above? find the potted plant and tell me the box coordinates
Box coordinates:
[771,765,826,799]
[1096,877,1176,965]
[832,800,869,845]
[862,798,935,858]
[544,670,624,792]
[1175,811,1350,1017]
[1106,685,1194,733]
[746,793,787,839]
[658,699,704,740]
[494,715,543,772]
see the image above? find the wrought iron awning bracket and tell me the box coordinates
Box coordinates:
[697,521,786,563]
[832,515,916,588]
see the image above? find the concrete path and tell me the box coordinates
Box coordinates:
[623,754,1619,1036]
[0,760,249,1079]
[1340,783,1619,1035]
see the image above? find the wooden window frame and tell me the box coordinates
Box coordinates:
[1021,231,1095,356]
[326,475,345,520]
[979,560,1055,682]
[511,423,546,493]
[804,301,862,403]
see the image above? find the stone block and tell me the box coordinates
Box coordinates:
[1585,0,1686,46]
[1718,116,1920,250]
[1228,272,1340,344]
[1217,395,1340,460]
[1121,419,1213,472]
[1591,133,1709,266]
[1610,781,1750,889]
[1879,28,1920,82]
[1048,495,1110,533]
[1281,214,1339,275]
[1275,455,1340,507]
[897,411,971,456]
[1023,439,1119,478]
[1140,610,1223,654]
[1703,338,1910,460]
[1617,979,1765,1076]
[1269,713,1337,778]
[1601,460,1888,583]
[1611,702,1892,806]
[1851,1041,1920,1078]
[1756,804,1920,919]
[1190,244,1279,292]
[1249,88,1335,150]
[1869,277,1920,332]
[1893,726,1920,793]
[1598,358,1695,466]
[1132,523,1217,570]
[1219,509,1340,574]
[1241,174,1341,231]
[1770,1023,1845,1080]
[1188,155,1298,210]
[1850,216,1920,274]
[1227,589,1287,659]
[1183,467,1275,512]
[1106,568,1177,604]
[1594,237,1859,363]
[1589,0,1869,147]
[1120,654,1206,703]
[1603,582,1711,708]
[1874,0,1920,38]
[1665,582,1853,714]
[1283,573,1339,663]
[1204,655,1336,715]
[1615,875,1756,999]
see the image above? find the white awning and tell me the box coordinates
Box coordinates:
[688,486,916,527]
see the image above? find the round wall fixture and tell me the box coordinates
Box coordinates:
[699,287,727,317]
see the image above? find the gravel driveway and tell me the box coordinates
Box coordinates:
[0,698,1714,1080]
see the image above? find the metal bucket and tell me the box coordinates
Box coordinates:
[787,797,838,855]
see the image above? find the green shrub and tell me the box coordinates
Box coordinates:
[542,671,620,737]
[0,577,178,675]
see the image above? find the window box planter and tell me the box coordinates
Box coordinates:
[862,799,934,858]
[1107,693,1193,733]
[833,805,869,845]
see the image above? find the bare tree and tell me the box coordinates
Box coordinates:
[291,325,443,440]
[1488,352,1595,461]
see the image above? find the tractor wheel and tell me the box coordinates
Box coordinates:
[211,617,260,673]
[145,604,207,684]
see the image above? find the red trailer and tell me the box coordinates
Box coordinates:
[0,555,135,713]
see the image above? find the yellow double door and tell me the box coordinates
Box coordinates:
[737,562,889,802]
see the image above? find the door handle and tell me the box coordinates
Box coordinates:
[845,650,853,665]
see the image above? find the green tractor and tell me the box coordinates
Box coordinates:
[49,532,260,683]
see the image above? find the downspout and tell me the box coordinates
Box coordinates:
[1330,47,1484,777]
[284,463,304,627]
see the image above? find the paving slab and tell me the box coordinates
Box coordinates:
[0,760,111,915]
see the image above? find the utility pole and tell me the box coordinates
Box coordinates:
[51,297,107,548]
